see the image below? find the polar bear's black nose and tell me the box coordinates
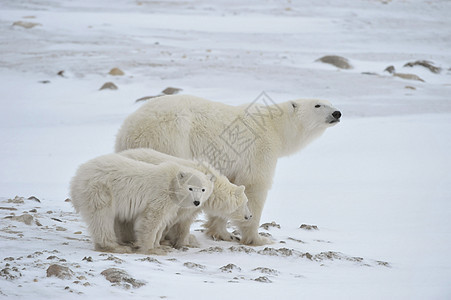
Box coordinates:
[332,111,341,119]
[193,201,200,206]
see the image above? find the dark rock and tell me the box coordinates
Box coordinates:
[27,196,41,203]
[57,71,65,77]
[7,196,24,204]
[219,264,241,273]
[384,66,395,74]
[101,268,145,288]
[135,87,183,102]
[393,73,425,82]
[299,224,319,230]
[316,55,352,69]
[0,207,17,211]
[46,264,74,279]
[260,221,281,230]
[135,96,157,102]
[99,82,118,90]
[252,267,279,275]
[254,276,272,283]
[12,21,41,29]
[10,214,33,225]
[109,68,125,76]
[162,87,182,95]
[183,262,206,270]
[404,60,441,74]
[1,267,22,280]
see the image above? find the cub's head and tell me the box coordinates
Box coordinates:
[171,169,214,208]
[228,185,252,222]
[290,99,341,130]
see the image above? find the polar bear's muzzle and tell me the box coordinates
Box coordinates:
[328,110,342,124]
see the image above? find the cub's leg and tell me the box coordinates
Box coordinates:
[89,207,132,253]
[203,216,236,242]
[134,208,161,254]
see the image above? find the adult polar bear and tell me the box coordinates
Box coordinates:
[115,94,341,245]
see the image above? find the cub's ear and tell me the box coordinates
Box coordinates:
[291,102,298,110]
[235,185,245,197]
[206,173,216,183]
[177,171,187,181]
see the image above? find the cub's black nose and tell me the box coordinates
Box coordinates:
[193,201,200,207]
[332,111,342,119]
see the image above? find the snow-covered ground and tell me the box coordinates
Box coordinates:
[1,0,450,299]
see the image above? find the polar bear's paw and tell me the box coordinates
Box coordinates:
[187,234,200,248]
[240,234,274,246]
[96,243,134,254]
[146,247,169,256]
[205,228,238,242]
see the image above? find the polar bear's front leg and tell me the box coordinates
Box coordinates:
[236,185,273,246]
[134,211,159,253]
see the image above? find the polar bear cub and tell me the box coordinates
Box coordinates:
[118,148,252,247]
[70,153,214,253]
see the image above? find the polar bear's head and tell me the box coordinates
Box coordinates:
[228,185,253,222]
[206,179,252,221]
[279,99,340,156]
[170,168,214,208]
[290,99,341,129]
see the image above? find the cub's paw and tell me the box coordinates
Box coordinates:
[240,234,274,246]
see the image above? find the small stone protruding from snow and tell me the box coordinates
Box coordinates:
[183,262,206,270]
[108,68,125,76]
[12,21,41,29]
[46,264,74,279]
[219,264,241,273]
[260,221,281,230]
[316,55,353,69]
[162,87,182,95]
[7,196,24,204]
[101,268,146,289]
[299,224,319,230]
[254,276,272,283]
[393,73,425,82]
[99,82,118,90]
[6,214,34,225]
[404,60,441,74]
[384,65,395,74]
[27,196,41,203]
[253,267,279,275]
[135,87,183,102]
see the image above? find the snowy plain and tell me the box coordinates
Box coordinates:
[0,0,450,299]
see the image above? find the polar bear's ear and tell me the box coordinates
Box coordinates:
[235,185,245,197]
[291,102,298,110]
[206,173,216,183]
[177,171,187,181]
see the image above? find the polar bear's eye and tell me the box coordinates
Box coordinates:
[315,104,321,108]
[189,187,193,191]
[202,189,205,192]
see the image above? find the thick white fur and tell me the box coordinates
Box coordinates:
[115,95,339,245]
[70,153,213,253]
[118,148,252,248]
